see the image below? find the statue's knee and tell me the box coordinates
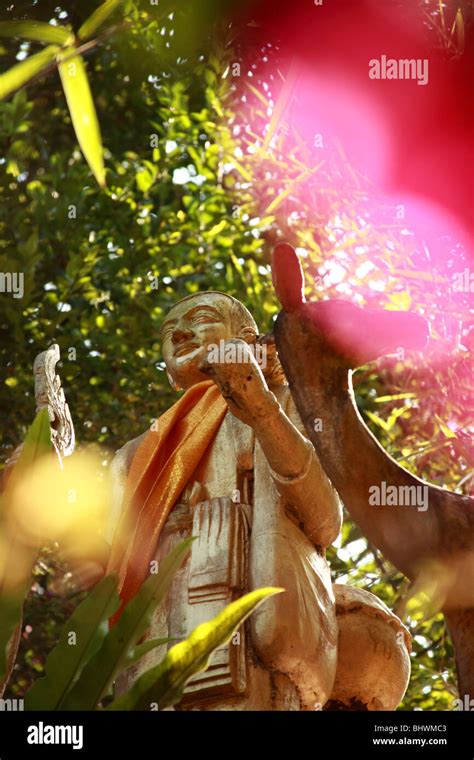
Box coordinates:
[327,584,411,711]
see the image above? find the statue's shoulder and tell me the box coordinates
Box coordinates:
[106,432,148,544]
[111,431,148,479]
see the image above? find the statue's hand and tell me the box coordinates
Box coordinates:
[199,339,277,427]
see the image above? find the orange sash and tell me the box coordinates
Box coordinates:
[107,379,227,624]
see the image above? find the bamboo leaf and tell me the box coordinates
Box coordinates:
[434,415,456,439]
[244,80,270,108]
[265,162,324,214]
[387,405,411,431]
[78,0,122,40]
[391,269,447,285]
[455,9,465,54]
[0,21,72,46]
[25,575,120,710]
[58,50,105,187]
[375,393,417,403]
[231,157,252,183]
[262,59,299,151]
[438,0,446,33]
[60,538,193,710]
[108,587,283,711]
[0,45,59,100]
[365,410,391,433]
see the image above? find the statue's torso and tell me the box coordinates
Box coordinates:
[112,385,338,710]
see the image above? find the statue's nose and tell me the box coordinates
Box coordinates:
[171,326,194,344]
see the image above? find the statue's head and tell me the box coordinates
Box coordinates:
[160,292,259,390]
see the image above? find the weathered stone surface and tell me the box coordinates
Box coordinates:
[110,292,411,710]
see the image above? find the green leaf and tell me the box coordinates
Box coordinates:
[262,59,299,151]
[245,80,270,108]
[386,405,411,431]
[265,162,324,215]
[387,290,412,311]
[0,407,53,516]
[126,638,175,669]
[231,157,252,183]
[375,393,417,403]
[10,407,52,479]
[0,45,59,100]
[136,165,157,193]
[25,575,120,710]
[0,21,73,46]
[60,538,193,710]
[435,415,456,440]
[452,9,465,54]
[108,587,283,711]
[58,50,105,187]
[0,409,53,681]
[364,409,391,433]
[208,220,227,238]
[78,0,123,40]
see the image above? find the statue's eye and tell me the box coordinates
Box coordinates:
[192,315,214,325]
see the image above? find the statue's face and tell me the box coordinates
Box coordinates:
[161,294,235,389]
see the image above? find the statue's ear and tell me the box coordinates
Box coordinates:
[238,326,258,345]
[166,370,182,392]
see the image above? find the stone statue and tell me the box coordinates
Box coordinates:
[106,291,411,710]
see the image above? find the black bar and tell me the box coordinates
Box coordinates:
[0,709,472,758]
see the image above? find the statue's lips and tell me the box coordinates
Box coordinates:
[173,343,201,359]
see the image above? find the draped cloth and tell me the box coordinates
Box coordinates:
[106,379,228,625]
